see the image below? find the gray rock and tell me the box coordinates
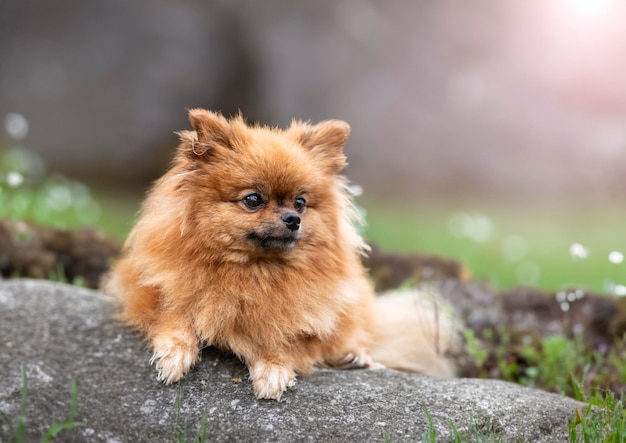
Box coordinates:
[0,279,583,442]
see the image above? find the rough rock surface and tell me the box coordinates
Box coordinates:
[0,279,584,442]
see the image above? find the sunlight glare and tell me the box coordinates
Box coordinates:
[566,0,614,19]
[551,0,618,28]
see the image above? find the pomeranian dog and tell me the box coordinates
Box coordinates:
[103,109,461,400]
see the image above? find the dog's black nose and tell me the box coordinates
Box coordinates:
[281,213,301,231]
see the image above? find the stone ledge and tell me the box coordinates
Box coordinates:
[0,279,583,442]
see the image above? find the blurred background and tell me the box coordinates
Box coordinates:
[1,0,625,292]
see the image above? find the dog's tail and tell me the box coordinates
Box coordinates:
[369,289,463,377]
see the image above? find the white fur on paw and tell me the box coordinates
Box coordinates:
[150,336,198,385]
[369,362,386,370]
[249,361,296,401]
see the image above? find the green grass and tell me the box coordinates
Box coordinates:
[0,367,82,442]
[394,397,625,443]
[569,389,625,443]
[407,390,625,442]
[173,386,210,443]
[362,199,626,293]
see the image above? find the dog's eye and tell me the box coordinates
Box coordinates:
[294,197,306,212]
[243,193,264,209]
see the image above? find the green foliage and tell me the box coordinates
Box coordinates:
[13,366,27,442]
[3,367,83,443]
[605,337,626,382]
[46,263,85,287]
[568,390,625,443]
[464,329,488,367]
[466,328,625,399]
[448,420,462,443]
[524,335,581,394]
[173,386,210,443]
[415,394,624,442]
[421,406,437,443]
[39,378,81,442]
[412,407,509,443]
[0,147,101,229]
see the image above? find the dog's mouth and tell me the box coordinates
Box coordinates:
[247,231,301,251]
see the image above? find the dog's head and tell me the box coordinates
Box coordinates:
[172,109,353,261]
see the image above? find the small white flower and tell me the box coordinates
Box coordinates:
[569,243,589,260]
[6,171,24,188]
[608,251,624,264]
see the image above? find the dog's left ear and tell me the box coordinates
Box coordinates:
[294,120,350,174]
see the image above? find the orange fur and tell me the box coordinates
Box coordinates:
[103,109,460,400]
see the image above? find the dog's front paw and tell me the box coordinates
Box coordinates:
[249,361,296,401]
[150,334,199,385]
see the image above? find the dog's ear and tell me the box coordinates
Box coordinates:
[177,109,234,160]
[188,109,231,144]
[294,120,350,174]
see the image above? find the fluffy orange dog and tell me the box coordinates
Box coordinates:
[103,109,460,400]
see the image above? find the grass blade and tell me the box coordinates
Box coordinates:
[15,366,28,442]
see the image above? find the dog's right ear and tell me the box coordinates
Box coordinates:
[177,109,233,160]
